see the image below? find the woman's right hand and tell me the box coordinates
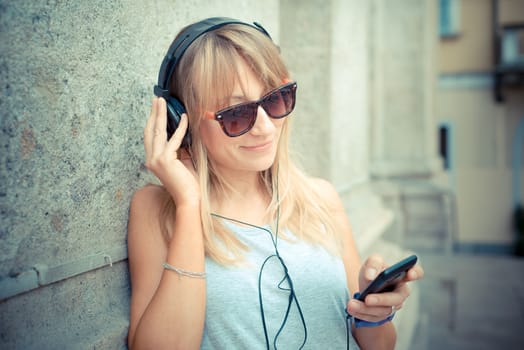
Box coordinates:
[143,97,200,205]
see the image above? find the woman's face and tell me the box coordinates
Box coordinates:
[199,59,285,176]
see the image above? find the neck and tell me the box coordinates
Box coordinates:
[214,165,267,197]
[210,170,273,225]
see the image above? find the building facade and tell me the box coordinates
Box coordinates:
[437,0,524,253]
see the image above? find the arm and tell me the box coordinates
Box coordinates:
[128,98,206,349]
[312,179,403,350]
[128,188,205,349]
[346,253,423,350]
[331,185,424,349]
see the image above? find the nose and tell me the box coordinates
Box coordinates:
[249,105,275,135]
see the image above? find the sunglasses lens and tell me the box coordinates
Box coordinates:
[219,104,258,136]
[216,82,297,137]
[262,84,296,118]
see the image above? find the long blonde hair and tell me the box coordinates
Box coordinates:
[160,22,342,264]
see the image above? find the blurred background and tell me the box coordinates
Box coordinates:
[0,0,523,349]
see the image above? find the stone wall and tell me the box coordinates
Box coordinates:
[0,1,279,348]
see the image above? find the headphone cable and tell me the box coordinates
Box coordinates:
[210,168,309,349]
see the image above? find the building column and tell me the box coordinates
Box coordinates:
[279,0,395,253]
[370,0,442,178]
[369,0,457,254]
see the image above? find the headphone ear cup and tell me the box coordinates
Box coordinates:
[166,96,191,148]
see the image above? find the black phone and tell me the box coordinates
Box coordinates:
[357,254,418,301]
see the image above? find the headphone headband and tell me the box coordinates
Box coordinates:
[154,17,272,98]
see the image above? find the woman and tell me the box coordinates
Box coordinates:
[127,17,423,349]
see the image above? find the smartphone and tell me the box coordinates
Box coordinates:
[357,254,418,301]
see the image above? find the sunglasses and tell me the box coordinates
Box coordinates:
[206,82,297,137]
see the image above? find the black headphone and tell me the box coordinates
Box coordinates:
[153,17,273,148]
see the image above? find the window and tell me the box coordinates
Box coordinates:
[439,125,450,170]
[439,0,461,38]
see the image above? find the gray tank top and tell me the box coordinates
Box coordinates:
[201,222,360,349]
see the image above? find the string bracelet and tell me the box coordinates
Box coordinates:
[162,262,206,279]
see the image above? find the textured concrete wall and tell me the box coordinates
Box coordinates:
[0,0,278,348]
[280,0,333,178]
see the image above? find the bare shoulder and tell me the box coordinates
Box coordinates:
[128,184,171,246]
[130,184,169,212]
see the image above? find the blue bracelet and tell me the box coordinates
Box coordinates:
[350,292,395,328]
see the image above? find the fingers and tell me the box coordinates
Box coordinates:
[152,97,168,155]
[166,113,189,153]
[406,265,424,281]
[143,97,158,157]
[144,97,189,155]
[144,97,168,154]
[365,282,411,306]
[348,299,400,322]
[350,253,421,322]
[361,254,424,286]
[143,97,193,181]
[347,284,411,322]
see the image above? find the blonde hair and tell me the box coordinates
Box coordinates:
[160,23,342,264]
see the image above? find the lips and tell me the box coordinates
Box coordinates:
[241,140,273,151]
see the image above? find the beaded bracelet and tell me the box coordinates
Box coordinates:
[163,262,206,279]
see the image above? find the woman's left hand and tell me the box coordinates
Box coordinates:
[346,254,424,323]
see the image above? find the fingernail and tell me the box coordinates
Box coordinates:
[366,268,377,280]
[350,300,360,311]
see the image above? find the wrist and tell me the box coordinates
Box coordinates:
[175,200,201,211]
[166,188,200,205]
[351,313,395,328]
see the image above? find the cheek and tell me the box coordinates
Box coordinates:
[200,120,222,142]
[199,121,230,153]
[273,118,285,129]
[273,118,286,138]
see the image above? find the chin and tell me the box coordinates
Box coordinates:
[244,154,277,172]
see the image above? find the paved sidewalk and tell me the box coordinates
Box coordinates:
[409,252,524,350]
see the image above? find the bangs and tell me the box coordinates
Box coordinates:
[196,38,243,113]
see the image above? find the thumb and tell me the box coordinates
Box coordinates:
[362,254,386,282]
